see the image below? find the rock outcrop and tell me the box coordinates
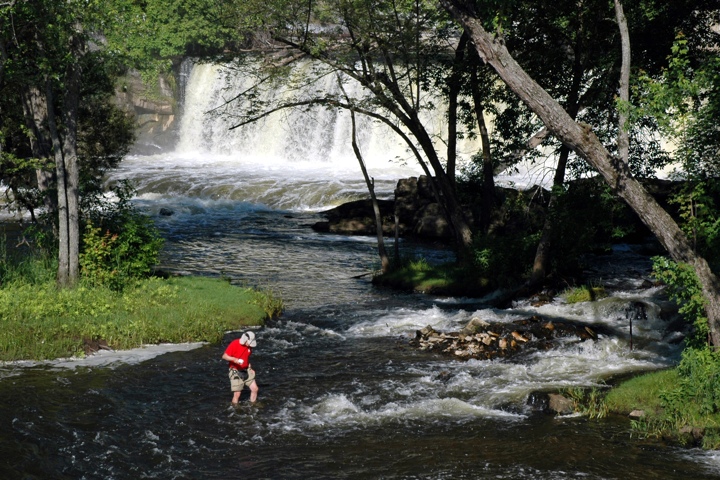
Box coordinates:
[114,69,178,154]
[311,199,395,235]
[312,175,460,240]
[394,175,452,239]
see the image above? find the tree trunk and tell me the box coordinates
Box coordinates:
[21,86,58,215]
[441,0,720,345]
[529,40,583,287]
[349,107,390,272]
[446,31,469,186]
[44,79,71,286]
[468,56,495,233]
[614,0,631,164]
[47,23,83,288]
[410,120,474,262]
[371,71,475,262]
[62,24,83,288]
[528,145,570,286]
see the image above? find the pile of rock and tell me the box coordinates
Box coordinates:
[410,315,599,361]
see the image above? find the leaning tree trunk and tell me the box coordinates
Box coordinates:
[441,0,720,346]
[349,107,390,272]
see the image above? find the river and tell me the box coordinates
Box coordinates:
[3,150,720,479]
[4,58,720,478]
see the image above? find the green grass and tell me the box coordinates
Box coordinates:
[0,275,283,361]
[372,258,491,296]
[603,369,678,415]
[570,368,720,449]
[562,285,608,303]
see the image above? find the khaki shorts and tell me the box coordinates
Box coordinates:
[228,368,255,392]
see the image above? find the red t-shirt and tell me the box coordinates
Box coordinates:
[225,339,252,370]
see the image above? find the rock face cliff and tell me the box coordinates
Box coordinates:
[114,69,179,155]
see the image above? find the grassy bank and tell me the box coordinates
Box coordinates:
[602,369,678,416]
[0,275,283,361]
[571,365,720,449]
[372,258,491,296]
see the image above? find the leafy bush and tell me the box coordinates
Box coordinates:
[669,180,720,271]
[653,347,720,448]
[662,348,720,418]
[652,256,708,348]
[472,230,539,286]
[79,181,163,290]
[80,214,163,290]
[550,180,637,256]
[646,248,720,447]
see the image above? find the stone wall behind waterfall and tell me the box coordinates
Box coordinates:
[114,67,182,155]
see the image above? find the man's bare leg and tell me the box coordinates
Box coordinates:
[249,381,259,403]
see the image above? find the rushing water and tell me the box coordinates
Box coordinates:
[3,60,720,479]
[3,152,720,479]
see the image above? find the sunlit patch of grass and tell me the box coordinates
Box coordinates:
[603,369,677,415]
[562,284,607,303]
[0,275,281,361]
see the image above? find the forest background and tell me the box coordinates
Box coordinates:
[1,0,719,446]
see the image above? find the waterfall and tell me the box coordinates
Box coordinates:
[116,60,553,211]
[174,60,476,176]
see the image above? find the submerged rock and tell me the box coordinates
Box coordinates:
[547,393,575,415]
[410,315,599,361]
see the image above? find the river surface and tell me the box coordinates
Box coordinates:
[3,151,720,479]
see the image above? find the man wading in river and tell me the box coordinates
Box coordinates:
[222,331,259,404]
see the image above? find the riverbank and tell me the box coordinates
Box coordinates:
[597,359,720,449]
[0,275,283,362]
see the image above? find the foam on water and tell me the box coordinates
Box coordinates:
[109,152,410,212]
[2,343,207,371]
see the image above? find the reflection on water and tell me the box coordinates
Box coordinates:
[2,153,720,479]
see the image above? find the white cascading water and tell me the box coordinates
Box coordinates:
[115,59,490,212]
[175,61,451,169]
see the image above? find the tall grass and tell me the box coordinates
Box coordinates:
[0,249,283,361]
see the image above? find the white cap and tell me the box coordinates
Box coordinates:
[240,331,257,348]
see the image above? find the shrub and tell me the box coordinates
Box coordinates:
[669,179,720,271]
[79,181,163,290]
[652,256,708,348]
[471,231,539,287]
